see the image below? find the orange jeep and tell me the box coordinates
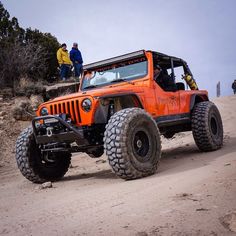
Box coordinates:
[15,50,224,183]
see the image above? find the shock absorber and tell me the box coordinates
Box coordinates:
[108,101,115,119]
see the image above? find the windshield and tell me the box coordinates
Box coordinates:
[81,58,147,90]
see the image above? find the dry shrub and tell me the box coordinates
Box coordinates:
[12,97,35,121]
[30,94,44,110]
[15,77,46,98]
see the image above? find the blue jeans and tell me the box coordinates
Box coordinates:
[73,63,82,77]
[60,64,70,80]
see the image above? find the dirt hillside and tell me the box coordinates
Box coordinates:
[0,99,29,169]
[0,95,236,236]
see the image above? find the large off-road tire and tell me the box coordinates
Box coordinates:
[15,126,71,183]
[104,108,161,180]
[191,101,223,151]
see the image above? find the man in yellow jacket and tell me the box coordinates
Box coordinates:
[57,43,72,81]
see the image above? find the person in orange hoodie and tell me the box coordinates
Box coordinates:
[57,43,72,81]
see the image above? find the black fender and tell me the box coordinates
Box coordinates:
[190,94,209,111]
[94,93,143,124]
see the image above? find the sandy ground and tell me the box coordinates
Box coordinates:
[0,96,236,236]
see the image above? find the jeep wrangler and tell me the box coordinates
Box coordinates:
[15,50,224,183]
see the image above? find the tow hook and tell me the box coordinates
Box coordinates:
[46,127,53,137]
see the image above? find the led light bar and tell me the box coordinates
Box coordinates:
[83,50,146,70]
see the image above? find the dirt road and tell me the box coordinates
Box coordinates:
[1,96,236,236]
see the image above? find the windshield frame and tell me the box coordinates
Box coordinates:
[81,57,148,91]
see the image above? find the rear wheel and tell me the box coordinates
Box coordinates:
[15,127,71,183]
[104,108,161,180]
[191,101,223,151]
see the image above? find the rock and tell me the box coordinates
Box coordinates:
[0,111,7,116]
[34,185,42,190]
[224,163,231,166]
[41,181,53,189]
[136,232,148,236]
[220,212,236,232]
[196,208,209,211]
[96,159,106,164]
[34,183,52,190]
[45,82,79,101]
[0,96,3,102]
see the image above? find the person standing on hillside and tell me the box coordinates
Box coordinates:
[57,43,72,81]
[232,80,236,94]
[70,42,83,81]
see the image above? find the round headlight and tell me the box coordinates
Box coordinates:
[40,107,49,116]
[81,98,92,112]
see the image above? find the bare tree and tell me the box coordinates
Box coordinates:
[0,41,48,90]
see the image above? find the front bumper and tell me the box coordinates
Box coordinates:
[32,115,88,146]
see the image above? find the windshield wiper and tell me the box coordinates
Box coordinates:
[83,85,98,89]
[110,78,129,83]
[110,78,135,85]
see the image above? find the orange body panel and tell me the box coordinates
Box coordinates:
[37,51,208,126]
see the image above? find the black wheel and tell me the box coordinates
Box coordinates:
[87,148,104,158]
[15,126,71,183]
[191,101,223,151]
[104,108,161,180]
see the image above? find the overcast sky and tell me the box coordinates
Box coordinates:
[2,0,236,97]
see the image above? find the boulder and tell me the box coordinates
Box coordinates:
[41,181,53,189]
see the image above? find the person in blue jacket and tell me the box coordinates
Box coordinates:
[70,42,83,80]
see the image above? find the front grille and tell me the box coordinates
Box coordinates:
[50,100,81,124]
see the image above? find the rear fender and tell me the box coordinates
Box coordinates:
[190,94,209,111]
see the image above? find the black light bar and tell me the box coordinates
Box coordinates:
[83,50,146,70]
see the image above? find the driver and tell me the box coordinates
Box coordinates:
[154,64,177,92]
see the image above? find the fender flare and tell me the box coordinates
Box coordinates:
[190,94,209,111]
[94,93,143,123]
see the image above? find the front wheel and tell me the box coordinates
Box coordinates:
[191,101,223,151]
[104,108,161,180]
[15,127,71,183]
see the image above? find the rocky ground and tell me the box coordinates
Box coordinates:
[0,95,236,235]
